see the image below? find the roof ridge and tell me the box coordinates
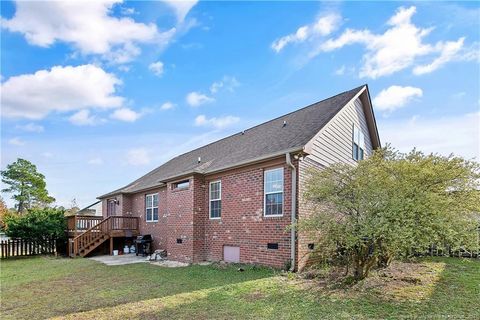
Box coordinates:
[165,84,366,158]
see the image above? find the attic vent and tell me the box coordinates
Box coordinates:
[267,243,279,250]
[283,120,287,127]
[197,157,201,163]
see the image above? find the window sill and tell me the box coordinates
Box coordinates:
[146,220,159,223]
[209,217,221,220]
[263,214,284,218]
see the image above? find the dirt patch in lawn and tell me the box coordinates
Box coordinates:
[293,260,446,302]
[242,290,268,302]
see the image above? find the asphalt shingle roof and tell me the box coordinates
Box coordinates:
[99,85,364,198]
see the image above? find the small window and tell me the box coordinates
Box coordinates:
[209,180,222,219]
[145,193,158,222]
[352,125,365,161]
[264,168,284,216]
[176,238,183,244]
[173,180,190,190]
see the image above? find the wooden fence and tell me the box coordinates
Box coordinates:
[0,238,57,259]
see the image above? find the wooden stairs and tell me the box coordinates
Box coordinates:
[68,216,139,257]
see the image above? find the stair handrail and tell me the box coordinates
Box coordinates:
[71,216,140,256]
[72,216,113,255]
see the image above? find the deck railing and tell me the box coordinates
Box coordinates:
[69,216,139,257]
[66,215,103,235]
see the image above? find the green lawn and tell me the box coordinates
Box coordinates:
[1,256,479,319]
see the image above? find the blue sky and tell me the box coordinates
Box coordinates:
[1,1,479,208]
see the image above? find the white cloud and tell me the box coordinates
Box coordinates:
[1,0,175,64]
[210,76,240,94]
[126,148,151,166]
[8,137,26,146]
[162,0,198,23]
[121,7,136,16]
[373,85,423,112]
[69,110,99,126]
[186,91,215,107]
[88,157,104,165]
[413,37,465,75]
[16,123,44,133]
[272,13,341,52]
[160,102,175,110]
[380,112,480,160]
[333,65,355,76]
[186,76,238,107]
[110,108,142,122]
[148,61,164,77]
[451,92,466,99]
[194,115,240,129]
[1,64,123,120]
[334,65,346,75]
[316,6,473,78]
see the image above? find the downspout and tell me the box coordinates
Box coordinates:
[286,153,296,271]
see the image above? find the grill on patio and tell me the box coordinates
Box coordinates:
[134,235,152,256]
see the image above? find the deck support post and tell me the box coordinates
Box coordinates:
[110,237,113,255]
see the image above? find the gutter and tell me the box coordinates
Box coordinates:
[285,152,297,271]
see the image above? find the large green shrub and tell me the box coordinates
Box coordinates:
[4,207,66,241]
[302,146,480,280]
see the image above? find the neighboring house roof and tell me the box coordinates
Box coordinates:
[99,84,379,198]
[77,200,102,215]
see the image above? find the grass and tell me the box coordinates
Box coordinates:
[1,256,479,319]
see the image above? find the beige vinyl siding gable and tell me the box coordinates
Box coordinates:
[305,97,373,166]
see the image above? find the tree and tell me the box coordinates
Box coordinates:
[302,146,480,281]
[3,207,66,241]
[65,198,80,216]
[1,158,55,213]
[0,196,9,230]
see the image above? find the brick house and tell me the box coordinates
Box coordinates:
[94,84,380,270]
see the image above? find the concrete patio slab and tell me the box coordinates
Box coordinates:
[89,254,148,266]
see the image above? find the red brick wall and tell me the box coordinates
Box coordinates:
[203,158,295,269]
[165,177,195,263]
[127,187,169,250]
[100,157,299,269]
[192,174,207,262]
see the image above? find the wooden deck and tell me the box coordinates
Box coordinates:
[67,215,139,257]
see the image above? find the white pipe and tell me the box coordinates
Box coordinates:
[286,153,296,271]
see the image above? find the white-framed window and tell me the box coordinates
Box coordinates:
[264,168,284,216]
[353,125,365,161]
[145,193,159,222]
[209,180,221,219]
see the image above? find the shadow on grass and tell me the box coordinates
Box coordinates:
[54,258,480,320]
[0,256,276,320]
[413,257,480,318]
[2,256,479,320]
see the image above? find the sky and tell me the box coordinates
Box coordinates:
[1,0,479,209]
